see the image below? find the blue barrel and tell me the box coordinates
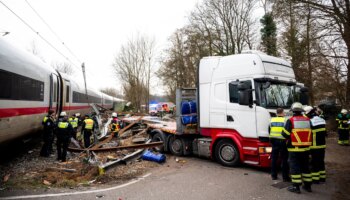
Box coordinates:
[142,150,166,163]
[181,101,191,115]
[189,101,197,114]
[191,115,198,124]
[181,116,192,125]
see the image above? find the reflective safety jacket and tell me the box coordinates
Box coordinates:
[336,113,350,130]
[282,114,312,152]
[309,116,326,149]
[42,115,55,130]
[269,117,285,140]
[83,119,94,130]
[110,118,120,133]
[56,121,74,138]
[68,117,78,128]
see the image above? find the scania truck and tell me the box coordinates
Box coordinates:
[123,51,308,168]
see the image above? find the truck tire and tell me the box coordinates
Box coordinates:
[169,136,184,156]
[215,139,240,167]
[152,132,165,152]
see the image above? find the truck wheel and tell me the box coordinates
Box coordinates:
[169,136,184,156]
[215,139,240,167]
[152,133,165,152]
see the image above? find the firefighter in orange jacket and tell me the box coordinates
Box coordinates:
[82,114,95,148]
[282,102,312,194]
[110,112,121,137]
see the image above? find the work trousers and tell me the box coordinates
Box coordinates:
[72,128,78,140]
[40,129,54,157]
[270,139,289,179]
[288,151,312,187]
[338,129,349,145]
[83,129,93,148]
[57,136,70,162]
[310,148,326,182]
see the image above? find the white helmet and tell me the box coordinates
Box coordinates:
[60,111,67,117]
[341,109,348,114]
[112,112,117,117]
[291,102,303,112]
[303,106,314,115]
[75,113,80,117]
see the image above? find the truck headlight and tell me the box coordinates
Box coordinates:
[259,147,272,154]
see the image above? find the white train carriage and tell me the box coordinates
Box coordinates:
[0,38,118,144]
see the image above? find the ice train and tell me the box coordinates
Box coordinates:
[0,38,122,144]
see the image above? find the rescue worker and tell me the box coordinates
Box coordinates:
[269,108,289,181]
[75,113,83,127]
[336,109,350,145]
[304,106,327,184]
[282,102,313,193]
[82,114,95,148]
[55,111,74,162]
[40,110,56,157]
[110,112,121,137]
[91,112,99,132]
[68,114,79,139]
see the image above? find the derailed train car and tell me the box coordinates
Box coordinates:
[0,38,122,144]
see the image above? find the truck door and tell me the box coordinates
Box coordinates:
[226,79,257,138]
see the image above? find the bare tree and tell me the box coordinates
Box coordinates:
[112,34,155,112]
[52,61,74,75]
[100,87,120,98]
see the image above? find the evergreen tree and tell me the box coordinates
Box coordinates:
[260,13,277,56]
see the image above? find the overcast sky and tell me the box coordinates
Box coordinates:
[0,0,200,95]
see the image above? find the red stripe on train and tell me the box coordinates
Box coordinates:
[0,106,91,118]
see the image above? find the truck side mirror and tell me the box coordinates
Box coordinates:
[299,87,309,105]
[238,81,253,107]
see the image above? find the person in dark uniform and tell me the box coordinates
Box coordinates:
[269,108,289,181]
[68,113,79,139]
[55,111,74,162]
[82,114,95,148]
[282,102,313,194]
[110,112,121,137]
[40,110,56,157]
[336,109,350,145]
[304,106,327,183]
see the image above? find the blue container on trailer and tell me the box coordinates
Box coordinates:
[181,101,191,115]
[142,150,166,163]
[189,101,197,114]
[191,115,198,124]
[181,116,192,125]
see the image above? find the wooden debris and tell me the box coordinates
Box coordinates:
[3,174,10,182]
[47,167,77,173]
[43,180,52,186]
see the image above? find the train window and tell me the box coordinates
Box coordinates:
[66,85,70,102]
[73,91,103,103]
[0,69,44,101]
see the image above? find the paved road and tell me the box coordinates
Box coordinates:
[0,155,335,200]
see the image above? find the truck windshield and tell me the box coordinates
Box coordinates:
[255,81,295,109]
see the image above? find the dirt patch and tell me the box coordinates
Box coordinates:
[0,128,161,191]
[325,131,350,200]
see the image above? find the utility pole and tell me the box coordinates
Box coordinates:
[82,62,89,104]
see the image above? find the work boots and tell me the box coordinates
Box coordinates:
[287,185,301,194]
[302,183,312,192]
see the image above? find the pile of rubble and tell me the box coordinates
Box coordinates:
[0,113,164,191]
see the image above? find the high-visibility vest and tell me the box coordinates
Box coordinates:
[290,116,312,147]
[58,122,69,129]
[43,116,48,123]
[69,117,78,128]
[336,114,349,130]
[84,119,94,130]
[269,117,285,139]
[310,116,326,149]
[110,118,120,132]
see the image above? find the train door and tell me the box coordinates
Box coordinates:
[64,80,71,113]
[50,74,62,115]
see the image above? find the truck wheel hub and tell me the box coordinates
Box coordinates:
[172,139,182,152]
[221,145,234,161]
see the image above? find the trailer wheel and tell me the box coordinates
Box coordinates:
[169,136,184,156]
[215,139,239,167]
[152,133,165,152]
